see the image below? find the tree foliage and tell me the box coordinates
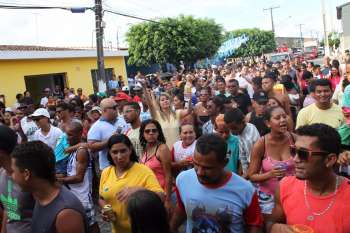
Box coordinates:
[328,32,340,49]
[320,32,340,49]
[225,28,276,58]
[126,15,223,66]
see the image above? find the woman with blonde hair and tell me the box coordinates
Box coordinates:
[142,76,193,148]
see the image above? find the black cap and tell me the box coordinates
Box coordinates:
[253,91,268,104]
[0,125,17,154]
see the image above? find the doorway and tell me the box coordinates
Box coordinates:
[24,73,67,104]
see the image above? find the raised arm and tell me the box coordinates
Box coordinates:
[141,83,159,119]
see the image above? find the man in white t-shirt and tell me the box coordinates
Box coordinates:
[31,108,63,150]
[19,104,38,142]
[40,88,51,108]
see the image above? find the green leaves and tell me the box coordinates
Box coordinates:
[225,28,276,58]
[328,32,340,49]
[126,15,223,67]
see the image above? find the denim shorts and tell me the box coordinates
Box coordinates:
[257,190,275,214]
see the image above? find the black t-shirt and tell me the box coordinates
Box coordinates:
[228,93,252,114]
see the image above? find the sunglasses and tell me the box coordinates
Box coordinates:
[289,145,329,161]
[144,128,158,134]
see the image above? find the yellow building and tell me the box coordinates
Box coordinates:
[0,45,128,106]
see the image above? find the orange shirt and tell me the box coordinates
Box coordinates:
[280,176,350,233]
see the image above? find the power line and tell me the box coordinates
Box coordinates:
[0,4,91,11]
[104,9,161,24]
[0,3,160,24]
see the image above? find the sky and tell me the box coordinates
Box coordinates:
[0,0,347,48]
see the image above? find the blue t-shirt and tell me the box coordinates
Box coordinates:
[108,80,119,89]
[54,133,69,162]
[176,169,261,233]
[87,116,129,170]
[140,111,152,122]
[225,134,240,173]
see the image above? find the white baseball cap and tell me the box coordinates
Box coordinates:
[89,106,102,114]
[30,108,50,118]
[5,107,13,113]
[122,86,129,92]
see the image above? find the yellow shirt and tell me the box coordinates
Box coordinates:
[99,163,164,233]
[296,103,344,129]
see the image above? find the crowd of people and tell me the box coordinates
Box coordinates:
[0,53,350,233]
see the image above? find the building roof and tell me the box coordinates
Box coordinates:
[0,45,77,51]
[337,2,350,20]
[0,45,128,60]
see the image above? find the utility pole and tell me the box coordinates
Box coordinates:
[298,24,304,51]
[116,27,120,49]
[95,0,107,92]
[321,0,330,56]
[263,6,280,35]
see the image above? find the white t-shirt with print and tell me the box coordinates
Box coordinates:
[20,117,39,142]
[171,140,197,162]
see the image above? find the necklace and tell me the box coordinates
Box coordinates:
[304,176,341,221]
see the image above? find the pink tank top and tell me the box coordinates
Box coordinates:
[329,76,341,91]
[259,134,295,196]
[140,145,166,189]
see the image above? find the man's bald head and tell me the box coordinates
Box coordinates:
[66,121,83,134]
[100,98,118,121]
[66,121,83,145]
[100,98,116,110]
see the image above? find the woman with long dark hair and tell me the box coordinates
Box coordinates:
[139,119,173,212]
[247,106,295,218]
[99,134,164,233]
[127,190,170,233]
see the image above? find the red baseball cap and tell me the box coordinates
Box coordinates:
[114,92,132,102]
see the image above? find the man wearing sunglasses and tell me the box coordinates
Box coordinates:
[87,98,129,170]
[268,123,350,233]
[31,108,63,150]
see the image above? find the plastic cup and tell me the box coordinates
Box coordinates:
[292,224,314,233]
[274,162,287,180]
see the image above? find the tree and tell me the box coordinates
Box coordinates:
[225,28,276,58]
[126,15,223,67]
[320,32,340,49]
[328,32,340,49]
